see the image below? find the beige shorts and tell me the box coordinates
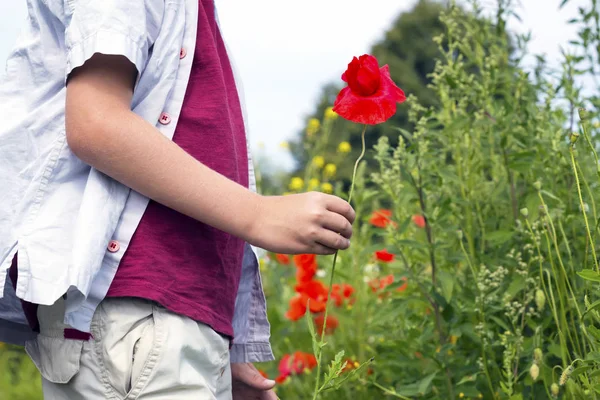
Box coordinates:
[25,297,232,400]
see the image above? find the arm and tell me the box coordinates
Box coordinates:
[65,54,355,255]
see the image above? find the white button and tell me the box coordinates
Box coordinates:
[180,48,187,59]
[159,112,171,125]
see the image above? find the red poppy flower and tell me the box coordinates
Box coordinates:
[369,275,407,293]
[258,369,268,379]
[293,254,317,269]
[275,253,290,265]
[342,283,354,298]
[277,352,318,381]
[296,280,328,303]
[314,313,339,335]
[369,209,394,228]
[285,294,308,321]
[294,254,318,283]
[375,249,395,262]
[332,54,406,125]
[412,215,426,229]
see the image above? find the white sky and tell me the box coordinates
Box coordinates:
[0,0,589,171]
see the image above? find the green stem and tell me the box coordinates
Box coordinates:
[312,125,367,400]
[570,146,599,272]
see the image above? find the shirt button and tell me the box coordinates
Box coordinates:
[159,112,171,125]
[179,48,187,59]
[107,240,120,253]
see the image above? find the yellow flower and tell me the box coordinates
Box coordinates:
[459,393,465,398]
[478,395,483,399]
[435,346,441,353]
[279,141,290,150]
[450,335,458,345]
[324,107,338,120]
[289,177,304,191]
[308,178,320,190]
[337,141,351,153]
[307,118,321,136]
[312,156,325,169]
[321,182,333,194]
[353,361,360,368]
[324,163,337,177]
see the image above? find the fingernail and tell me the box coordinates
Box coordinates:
[266,379,276,385]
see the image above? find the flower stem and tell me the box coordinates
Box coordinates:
[312,125,367,400]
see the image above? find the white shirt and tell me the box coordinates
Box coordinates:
[0,0,273,363]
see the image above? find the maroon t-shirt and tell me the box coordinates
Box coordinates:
[106,0,249,340]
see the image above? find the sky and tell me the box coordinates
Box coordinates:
[0,0,589,171]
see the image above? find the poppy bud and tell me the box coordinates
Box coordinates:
[529,364,539,381]
[535,289,546,311]
[551,383,560,397]
[533,181,542,190]
[578,107,589,121]
[534,348,543,364]
[520,208,529,217]
[559,365,574,386]
[570,132,580,145]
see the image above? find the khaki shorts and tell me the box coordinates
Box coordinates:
[26,297,232,400]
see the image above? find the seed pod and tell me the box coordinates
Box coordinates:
[534,348,543,364]
[551,383,560,397]
[529,363,539,381]
[535,289,546,312]
[579,107,589,121]
[570,131,580,145]
[533,181,542,191]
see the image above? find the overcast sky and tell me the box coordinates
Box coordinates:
[0,0,589,171]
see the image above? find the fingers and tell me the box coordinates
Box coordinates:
[262,389,279,400]
[233,363,276,390]
[323,194,356,224]
[321,211,353,240]
[314,229,350,251]
[310,242,338,256]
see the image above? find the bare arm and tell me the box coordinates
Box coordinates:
[65,55,355,255]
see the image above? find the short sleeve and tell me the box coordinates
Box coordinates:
[64,0,165,79]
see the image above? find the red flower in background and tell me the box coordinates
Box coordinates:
[332,54,406,125]
[375,249,395,263]
[285,294,308,321]
[258,369,268,378]
[331,283,355,307]
[295,280,329,306]
[369,209,394,228]
[275,253,290,265]
[412,215,426,229]
[294,254,318,283]
[369,275,408,293]
[314,314,339,335]
[276,352,318,382]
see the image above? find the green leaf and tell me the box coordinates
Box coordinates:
[397,372,437,396]
[438,270,455,303]
[506,278,527,299]
[578,269,600,283]
[486,230,514,245]
[572,366,593,379]
[488,316,511,332]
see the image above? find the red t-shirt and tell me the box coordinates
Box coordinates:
[106,0,249,340]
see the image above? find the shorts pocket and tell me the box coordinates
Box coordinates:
[25,334,84,384]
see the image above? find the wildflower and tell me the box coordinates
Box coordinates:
[289,177,304,191]
[312,155,325,169]
[331,283,355,307]
[551,383,559,397]
[275,254,290,265]
[285,294,308,320]
[321,182,333,194]
[276,352,318,383]
[308,178,320,190]
[529,363,539,381]
[324,163,337,177]
[412,214,426,228]
[324,107,338,120]
[535,289,546,311]
[332,54,406,125]
[306,118,320,136]
[559,365,574,385]
[459,393,464,398]
[258,369,268,379]
[369,275,407,293]
[294,254,318,283]
[314,314,339,335]
[279,141,290,150]
[295,280,329,307]
[370,209,394,228]
[374,249,395,263]
[337,141,352,153]
[450,335,458,345]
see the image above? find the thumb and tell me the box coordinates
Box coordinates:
[235,363,276,390]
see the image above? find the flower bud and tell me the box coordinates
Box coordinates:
[529,363,540,381]
[533,181,542,190]
[520,208,529,217]
[570,131,580,145]
[457,230,463,240]
[551,383,560,397]
[534,348,543,364]
[559,365,574,386]
[535,289,546,311]
[579,107,589,121]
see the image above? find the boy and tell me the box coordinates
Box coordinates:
[0,0,355,399]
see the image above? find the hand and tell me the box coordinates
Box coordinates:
[247,192,356,255]
[231,362,278,400]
